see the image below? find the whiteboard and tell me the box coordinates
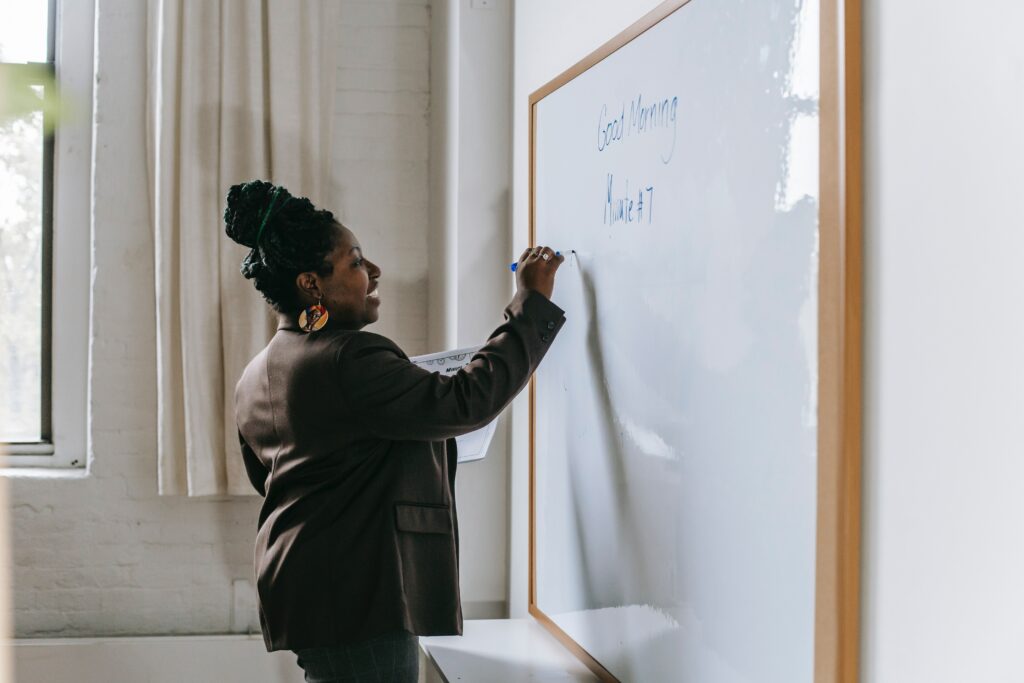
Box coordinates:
[530,1,824,681]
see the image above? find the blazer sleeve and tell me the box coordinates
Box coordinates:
[238,430,268,497]
[335,289,566,441]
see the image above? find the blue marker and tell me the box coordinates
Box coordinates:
[509,250,563,272]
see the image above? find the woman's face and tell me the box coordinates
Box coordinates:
[300,225,381,329]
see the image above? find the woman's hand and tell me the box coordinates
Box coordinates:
[515,246,565,300]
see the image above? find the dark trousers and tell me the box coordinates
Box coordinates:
[293,631,419,683]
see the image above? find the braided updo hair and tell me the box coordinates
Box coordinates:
[224,180,340,312]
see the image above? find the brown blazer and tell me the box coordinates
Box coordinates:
[235,289,565,651]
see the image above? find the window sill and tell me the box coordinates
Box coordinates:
[0,465,89,479]
[2,443,55,456]
[2,444,87,470]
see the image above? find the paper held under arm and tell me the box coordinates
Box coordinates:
[409,345,495,463]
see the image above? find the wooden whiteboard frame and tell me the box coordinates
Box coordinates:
[526,1,863,682]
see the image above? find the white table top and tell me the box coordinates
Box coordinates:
[420,618,599,682]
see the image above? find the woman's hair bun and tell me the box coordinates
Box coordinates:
[222,179,339,311]
[224,180,293,248]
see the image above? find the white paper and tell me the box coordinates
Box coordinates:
[410,345,495,463]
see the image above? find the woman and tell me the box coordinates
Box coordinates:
[225,180,565,682]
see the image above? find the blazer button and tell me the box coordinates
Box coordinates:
[546,321,556,330]
[541,334,550,342]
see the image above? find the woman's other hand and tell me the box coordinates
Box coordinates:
[515,246,564,300]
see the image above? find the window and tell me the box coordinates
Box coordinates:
[1,0,92,469]
[0,0,55,449]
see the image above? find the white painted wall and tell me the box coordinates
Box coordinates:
[861,2,1024,681]
[511,1,1024,680]
[14,635,304,683]
[427,0,517,619]
[333,0,432,355]
[450,0,515,619]
[8,0,433,639]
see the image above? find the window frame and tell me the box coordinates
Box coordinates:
[2,0,93,470]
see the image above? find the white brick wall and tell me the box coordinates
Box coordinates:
[9,0,432,639]
[332,0,431,356]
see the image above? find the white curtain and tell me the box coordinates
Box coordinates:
[146,0,338,496]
